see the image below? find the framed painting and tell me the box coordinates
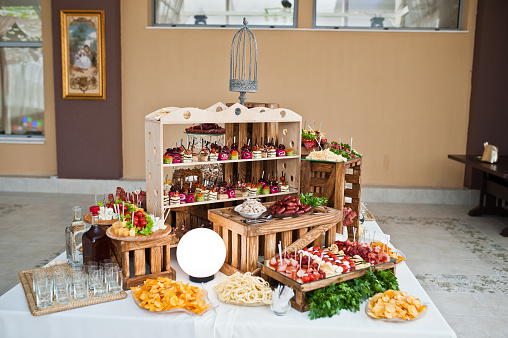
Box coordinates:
[60,10,105,100]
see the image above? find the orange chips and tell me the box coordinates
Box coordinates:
[367,290,427,321]
[371,242,406,263]
[131,277,210,313]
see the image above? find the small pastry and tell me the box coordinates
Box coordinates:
[261,185,270,195]
[172,153,182,163]
[261,147,268,158]
[227,188,235,198]
[163,153,173,164]
[183,150,193,163]
[276,148,286,157]
[286,148,294,156]
[270,185,280,194]
[268,148,277,158]
[230,150,239,160]
[247,184,258,197]
[186,194,196,203]
[163,193,169,207]
[170,192,180,205]
[218,193,229,200]
[199,147,209,162]
[208,190,218,201]
[209,149,219,161]
[196,193,205,202]
[280,184,289,192]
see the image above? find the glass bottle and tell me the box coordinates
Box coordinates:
[65,206,90,269]
[83,206,111,264]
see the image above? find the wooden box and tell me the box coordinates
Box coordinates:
[208,204,342,275]
[110,233,178,289]
[300,157,363,236]
[261,258,396,312]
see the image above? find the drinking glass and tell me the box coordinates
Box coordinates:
[72,270,89,301]
[35,274,53,308]
[106,267,123,293]
[54,274,71,304]
[90,268,107,297]
[86,264,100,291]
[84,261,98,274]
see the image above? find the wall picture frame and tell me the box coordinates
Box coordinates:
[60,10,105,100]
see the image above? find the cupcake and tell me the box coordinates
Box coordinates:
[196,193,205,202]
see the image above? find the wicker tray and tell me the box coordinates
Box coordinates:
[19,267,127,316]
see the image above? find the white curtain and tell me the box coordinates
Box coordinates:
[0,15,43,135]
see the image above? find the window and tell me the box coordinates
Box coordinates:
[0,2,44,141]
[153,0,297,28]
[314,0,462,30]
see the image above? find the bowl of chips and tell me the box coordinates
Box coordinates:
[131,277,215,316]
[365,290,427,322]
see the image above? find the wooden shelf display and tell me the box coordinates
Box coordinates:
[300,156,363,235]
[145,102,302,219]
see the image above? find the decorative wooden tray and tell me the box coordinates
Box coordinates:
[261,258,397,312]
[83,212,118,226]
[106,225,172,241]
[19,267,127,316]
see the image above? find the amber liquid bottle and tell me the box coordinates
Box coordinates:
[83,206,111,264]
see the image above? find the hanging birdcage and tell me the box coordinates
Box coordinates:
[230,18,257,105]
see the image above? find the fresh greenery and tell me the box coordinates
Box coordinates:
[299,193,328,207]
[301,130,317,140]
[329,142,361,159]
[306,269,399,320]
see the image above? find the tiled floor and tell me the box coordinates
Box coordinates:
[1,192,507,337]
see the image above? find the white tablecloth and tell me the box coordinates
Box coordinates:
[0,221,456,338]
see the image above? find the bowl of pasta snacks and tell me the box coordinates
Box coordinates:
[213,272,272,306]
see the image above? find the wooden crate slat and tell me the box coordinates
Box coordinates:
[150,246,162,273]
[264,233,277,261]
[231,231,240,268]
[345,175,360,184]
[134,249,146,276]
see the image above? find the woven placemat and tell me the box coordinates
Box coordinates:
[19,267,127,316]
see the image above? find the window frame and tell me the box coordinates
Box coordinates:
[312,0,464,31]
[0,38,44,143]
[151,0,299,29]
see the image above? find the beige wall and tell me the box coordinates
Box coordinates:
[0,0,57,176]
[122,0,477,187]
[0,0,477,189]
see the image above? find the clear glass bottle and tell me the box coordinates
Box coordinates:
[65,206,90,269]
[83,206,111,264]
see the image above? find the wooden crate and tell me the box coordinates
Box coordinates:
[110,234,178,289]
[300,157,362,236]
[208,204,342,275]
[261,259,396,312]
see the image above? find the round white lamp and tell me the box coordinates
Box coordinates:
[176,228,226,283]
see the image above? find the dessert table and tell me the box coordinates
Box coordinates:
[0,221,456,338]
